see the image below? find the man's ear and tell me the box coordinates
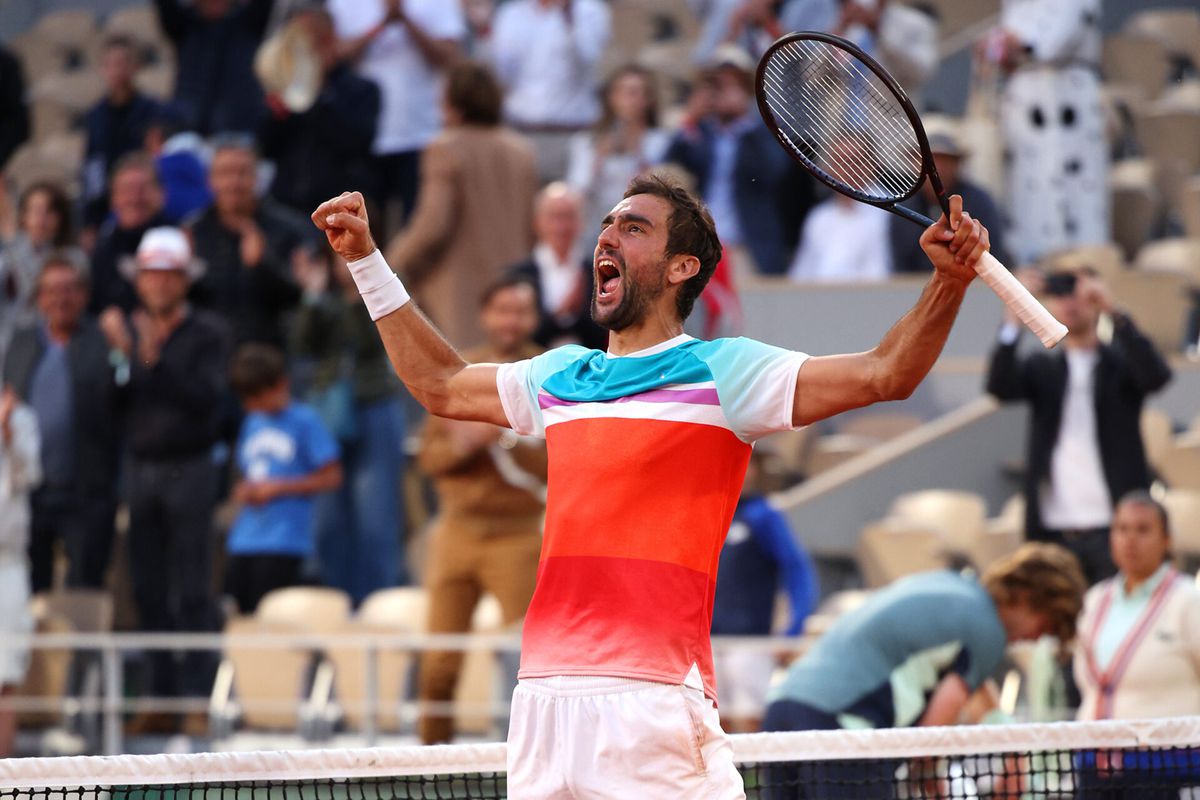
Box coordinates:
[667,255,701,287]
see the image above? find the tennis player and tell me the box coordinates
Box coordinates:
[313,174,990,799]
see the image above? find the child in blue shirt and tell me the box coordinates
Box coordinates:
[226,345,342,613]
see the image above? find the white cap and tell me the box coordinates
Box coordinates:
[121,227,205,281]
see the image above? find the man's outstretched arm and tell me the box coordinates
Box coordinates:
[313,192,509,427]
[792,195,987,427]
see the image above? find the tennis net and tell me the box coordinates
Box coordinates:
[1,718,1198,799]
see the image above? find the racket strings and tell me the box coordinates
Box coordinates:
[760,39,923,201]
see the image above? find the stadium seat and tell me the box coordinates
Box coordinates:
[1137,109,1200,177]
[212,616,323,736]
[103,5,170,55]
[1142,407,1177,476]
[1124,8,1200,69]
[327,587,429,733]
[1133,238,1200,281]
[1159,441,1200,492]
[806,433,874,475]
[888,489,987,559]
[1181,176,1200,239]
[29,71,106,138]
[135,64,176,101]
[856,519,949,589]
[1106,268,1193,354]
[1103,33,1172,99]
[31,9,100,71]
[1162,490,1200,572]
[1108,160,1161,260]
[7,31,66,83]
[1040,242,1127,279]
[256,586,351,632]
[15,608,73,731]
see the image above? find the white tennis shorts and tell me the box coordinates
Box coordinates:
[0,555,32,686]
[507,673,746,799]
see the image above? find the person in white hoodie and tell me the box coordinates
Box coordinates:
[0,385,41,757]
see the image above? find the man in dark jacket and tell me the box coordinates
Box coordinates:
[4,255,121,592]
[154,0,274,136]
[986,268,1171,583]
[89,153,170,315]
[663,46,813,276]
[99,227,228,727]
[259,7,381,216]
[82,35,161,227]
[187,138,308,348]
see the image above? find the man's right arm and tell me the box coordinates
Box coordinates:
[312,192,509,427]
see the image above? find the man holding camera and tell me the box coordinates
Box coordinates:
[986,268,1172,584]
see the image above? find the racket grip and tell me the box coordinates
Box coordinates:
[973,251,1067,348]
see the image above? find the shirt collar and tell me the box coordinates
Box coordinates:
[1117,561,1172,601]
[606,333,693,358]
[533,243,579,272]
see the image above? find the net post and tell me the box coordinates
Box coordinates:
[101,641,123,755]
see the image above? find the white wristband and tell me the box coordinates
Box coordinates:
[346,249,411,321]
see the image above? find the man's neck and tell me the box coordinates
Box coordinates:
[108,86,136,107]
[1064,330,1099,352]
[149,304,188,335]
[606,309,685,356]
[45,321,75,345]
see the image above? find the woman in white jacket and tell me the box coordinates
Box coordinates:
[1073,490,1200,797]
[0,386,40,757]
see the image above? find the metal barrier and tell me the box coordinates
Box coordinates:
[1,632,811,756]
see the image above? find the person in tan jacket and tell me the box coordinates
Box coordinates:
[385,60,538,349]
[416,275,546,744]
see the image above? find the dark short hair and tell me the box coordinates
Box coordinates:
[445,61,503,126]
[210,132,259,161]
[229,344,287,400]
[1117,489,1171,535]
[102,33,138,56]
[111,151,159,185]
[480,273,537,309]
[19,180,75,248]
[37,252,88,294]
[622,173,722,322]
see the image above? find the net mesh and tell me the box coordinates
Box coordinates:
[2,720,1198,800]
[757,36,924,202]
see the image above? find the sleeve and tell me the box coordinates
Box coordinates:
[959,602,1009,690]
[984,339,1033,402]
[153,0,190,44]
[1111,313,1172,395]
[385,140,459,286]
[301,406,340,469]
[496,345,591,438]
[568,0,611,68]
[489,6,521,86]
[750,503,818,636]
[702,338,809,442]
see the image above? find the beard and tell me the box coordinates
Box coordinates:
[590,260,666,332]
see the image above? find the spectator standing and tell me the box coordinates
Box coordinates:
[665,46,814,276]
[328,0,465,232]
[385,61,537,349]
[81,36,161,228]
[787,194,893,282]
[565,65,670,254]
[144,109,214,225]
[259,7,381,217]
[986,269,1172,584]
[507,183,607,351]
[490,0,612,183]
[225,344,342,614]
[0,388,38,759]
[989,0,1107,263]
[89,154,170,316]
[0,183,82,372]
[188,138,307,348]
[888,121,1009,274]
[291,243,410,599]
[154,0,275,136]
[4,257,122,593]
[416,276,546,744]
[712,448,818,733]
[99,227,229,728]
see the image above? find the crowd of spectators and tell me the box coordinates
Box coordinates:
[0,0,1196,749]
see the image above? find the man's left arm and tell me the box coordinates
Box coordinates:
[792,195,987,427]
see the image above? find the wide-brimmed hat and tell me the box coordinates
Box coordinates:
[119,226,206,282]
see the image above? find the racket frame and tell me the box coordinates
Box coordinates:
[754,30,949,228]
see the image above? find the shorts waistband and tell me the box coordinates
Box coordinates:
[517,675,676,697]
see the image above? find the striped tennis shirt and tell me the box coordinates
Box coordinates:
[496,333,809,700]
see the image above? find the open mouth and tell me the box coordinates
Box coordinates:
[596,256,622,301]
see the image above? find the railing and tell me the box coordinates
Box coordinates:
[1,631,812,756]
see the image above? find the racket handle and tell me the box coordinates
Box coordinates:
[974,251,1067,348]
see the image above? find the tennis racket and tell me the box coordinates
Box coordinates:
[755,32,1067,348]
